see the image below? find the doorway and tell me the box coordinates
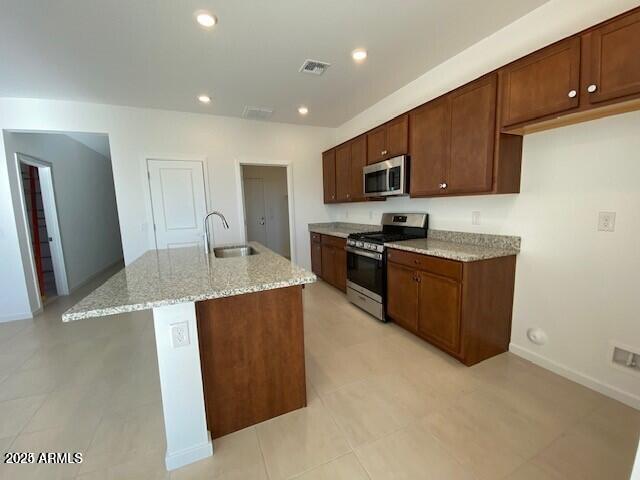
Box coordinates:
[241,165,291,259]
[147,159,209,250]
[15,153,69,303]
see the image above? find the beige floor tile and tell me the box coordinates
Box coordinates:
[503,461,565,480]
[76,452,169,480]
[78,402,165,475]
[291,453,369,480]
[529,399,640,480]
[256,404,351,480]
[306,345,373,396]
[23,383,110,434]
[355,424,475,480]
[0,435,13,453]
[0,394,46,438]
[171,426,267,480]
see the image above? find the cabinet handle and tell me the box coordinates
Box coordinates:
[568,89,577,98]
[587,84,598,93]
[381,150,388,156]
[439,183,448,189]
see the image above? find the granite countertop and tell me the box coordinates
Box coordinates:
[309,221,520,262]
[308,222,378,238]
[62,242,316,322]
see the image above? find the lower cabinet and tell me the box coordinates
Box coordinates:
[310,232,347,292]
[387,248,516,366]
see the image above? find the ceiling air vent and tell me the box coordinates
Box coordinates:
[242,106,274,121]
[299,59,331,76]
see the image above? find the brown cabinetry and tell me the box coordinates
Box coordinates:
[582,9,640,106]
[312,233,347,292]
[322,150,336,203]
[386,248,516,366]
[500,37,581,128]
[410,74,521,197]
[323,135,379,204]
[366,115,408,164]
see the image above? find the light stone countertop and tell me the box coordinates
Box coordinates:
[384,238,519,262]
[308,222,379,238]
[62,242,316,322]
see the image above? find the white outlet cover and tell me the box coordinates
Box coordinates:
[170,321,190,348]
[598,211,616,232]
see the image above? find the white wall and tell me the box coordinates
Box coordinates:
[3,132,123,307]
[327,0,640,408]
[0,98,334,321]
[242,165,291,258]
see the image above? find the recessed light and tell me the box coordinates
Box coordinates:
[195,11,217,28]
[352,48,368,62]
[298,106,309,115]
[198,95,211,104]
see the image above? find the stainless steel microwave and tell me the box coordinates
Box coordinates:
[363,155,409,197]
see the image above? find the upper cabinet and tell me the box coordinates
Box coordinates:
[366,114,408,164]
[499,37,581,128]
[323,6,640,201]
[582,9,640,106]
[410,74,522,197]
[323,135,379,204]
[322,149,336,203]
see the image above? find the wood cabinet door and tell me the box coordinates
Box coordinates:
[335,143,351,202]
[409,97,450,196]
[500,37,581,127]
[448,75,497,194]
[322,150,336,203]
[349,135,367,201]
[386,115,409,158]
[310,237,322,276]
[583,9,640,105]
[321,244,336,286]
[334,245,347,292]
[366,126,387,164]
[417,271,461,353]
[386,262,419,333]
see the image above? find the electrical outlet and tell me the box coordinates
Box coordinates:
[598,212,616,232]
[472,211,481,225]
[170,322,190,348]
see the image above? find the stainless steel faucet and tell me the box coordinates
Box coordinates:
[204,211,230,254]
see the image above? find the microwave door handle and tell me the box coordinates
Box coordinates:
[387,168,392,192]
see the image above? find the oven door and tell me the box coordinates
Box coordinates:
[346,247,384,302]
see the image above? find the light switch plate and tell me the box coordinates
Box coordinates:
[170,322,190,348]
[598,212,616,232]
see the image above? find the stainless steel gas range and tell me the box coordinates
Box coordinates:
[346,213,428,321]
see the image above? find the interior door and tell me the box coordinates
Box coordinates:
[243,178,268,246]
[148,159,207,250]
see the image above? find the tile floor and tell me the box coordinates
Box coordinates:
[0,275,638,479]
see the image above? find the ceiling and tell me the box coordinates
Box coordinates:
[0,0,549,127]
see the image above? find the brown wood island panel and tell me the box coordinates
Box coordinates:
[196,285,306,438]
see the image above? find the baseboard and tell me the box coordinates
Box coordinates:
[510,343,640,410]
[164,435,213,471]
[0,311,35,323]
[68,258,124,294]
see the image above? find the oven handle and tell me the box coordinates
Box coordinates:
[346,246,383,261]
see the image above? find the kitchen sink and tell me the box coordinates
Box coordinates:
[213,245,258,258]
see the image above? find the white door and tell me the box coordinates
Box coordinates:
[243,178,267,246]
[148,159,207,249]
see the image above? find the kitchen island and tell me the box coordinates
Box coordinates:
[63,243,316,470]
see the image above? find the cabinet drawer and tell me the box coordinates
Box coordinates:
[387,249,462,281]
[310,232,322,243]
[321,234,346,249]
